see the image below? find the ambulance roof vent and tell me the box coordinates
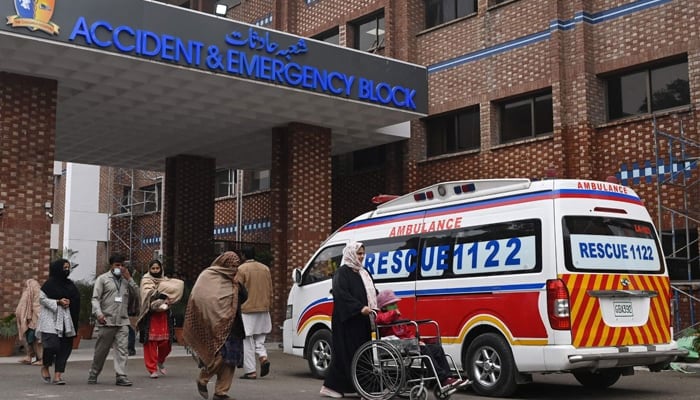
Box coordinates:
[375,179,532,215]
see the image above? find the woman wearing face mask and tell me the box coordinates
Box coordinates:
[36,258,80,385]
[136,260,184,378]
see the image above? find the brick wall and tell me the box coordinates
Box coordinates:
[0,72,56,316]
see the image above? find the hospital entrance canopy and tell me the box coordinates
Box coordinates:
[0,0,427,171]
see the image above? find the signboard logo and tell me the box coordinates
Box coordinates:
[7,0,59,35]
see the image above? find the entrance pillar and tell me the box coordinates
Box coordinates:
[0,72,56,315]
[163,155,215,283]
[270,123,332,340]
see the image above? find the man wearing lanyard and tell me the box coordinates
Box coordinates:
[88,254,139,386]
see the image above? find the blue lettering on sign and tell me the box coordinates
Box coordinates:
[67,17,417,111]
[364,249,416,280]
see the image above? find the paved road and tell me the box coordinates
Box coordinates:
[2,340,700,399]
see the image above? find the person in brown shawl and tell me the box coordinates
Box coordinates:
[184,251,247,400]
[16,278,43,365]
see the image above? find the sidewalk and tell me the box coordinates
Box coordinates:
[0,339,281,364]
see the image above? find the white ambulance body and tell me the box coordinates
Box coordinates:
[282,179,685,397]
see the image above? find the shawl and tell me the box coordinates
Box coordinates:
[41,259,80,330]
[136,272,184,327]
[15,279,41,338]
[342,242,377,310]
[183,251,241,371]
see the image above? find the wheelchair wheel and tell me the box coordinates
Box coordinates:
[433,385,455,400]
[408,385,428,400]
[351,340,405,400]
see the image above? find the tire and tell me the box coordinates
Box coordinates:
[307,329,332,379]
[572,369,622,389]
[465,333,518,397]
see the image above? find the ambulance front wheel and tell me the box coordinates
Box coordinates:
[307,329,333,379]
[572,368,622,389]
[465,333,518,397]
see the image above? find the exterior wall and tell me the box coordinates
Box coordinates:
[0,72,56,316]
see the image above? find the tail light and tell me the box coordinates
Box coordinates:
[547,279,571,330]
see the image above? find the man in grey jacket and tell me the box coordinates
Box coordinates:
[88,254,139,386]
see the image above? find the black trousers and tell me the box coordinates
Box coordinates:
[41,333,74,373]
[421,343,451,382]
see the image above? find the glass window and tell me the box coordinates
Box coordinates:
[141,182,162,213]
[354,12,385,52]
[606,59,689,120]
[426,0,477,29]
[314,28,339,45]
[302,245,344,285]
[363,237,420,283]
[419,219,541,280]
[246,169,270,193]
[562,216,663,273]
[427,106,480,156]
[215,169,236,198]
[499,91,552,143]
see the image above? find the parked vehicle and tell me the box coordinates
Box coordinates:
[283,179,686,397]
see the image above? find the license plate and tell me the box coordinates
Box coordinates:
[613,301,633,317]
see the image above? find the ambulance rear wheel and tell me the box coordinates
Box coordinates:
[307,329,332,379]
[465,333,518,397]
[572,368,622,389]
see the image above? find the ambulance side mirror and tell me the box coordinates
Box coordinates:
[292,268,302,285]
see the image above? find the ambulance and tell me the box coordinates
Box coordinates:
[282,179,686,397]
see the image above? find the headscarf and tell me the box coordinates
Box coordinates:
[342,242,377,310]
[41,259,80,330]
[136,261,184,327]
[183,251,241,371]
[15,279,41,338]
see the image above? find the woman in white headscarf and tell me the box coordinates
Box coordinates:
[320,242,377,398]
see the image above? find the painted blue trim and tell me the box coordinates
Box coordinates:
[416,282,545,296]
[428,0,673,74]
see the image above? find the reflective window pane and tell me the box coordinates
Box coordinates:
[534,94,553,135]
[501,99,532,143]
[650,63,689,111]
[457,0,477,17]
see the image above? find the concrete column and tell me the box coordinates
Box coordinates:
[270,123,331,340]
[163,155,215,284]
[0,72,56,315]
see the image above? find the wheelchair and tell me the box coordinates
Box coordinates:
[350,314,470,400]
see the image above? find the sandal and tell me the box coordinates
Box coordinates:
[260,359,271,377]
[240,372,257,379]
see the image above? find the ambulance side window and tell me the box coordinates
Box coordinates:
[302,245,343,285]
[363,237,419,283]
[418,219,541,279]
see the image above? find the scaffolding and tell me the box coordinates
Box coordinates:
[108,167,163,276]
[653,117,700,334]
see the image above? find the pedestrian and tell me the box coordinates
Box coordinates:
[184,251,248,400]
[136,259,184,378]
[15,278,43,365]
[87,254,139,386]
[320,242,377,398]
[37,259,80,385]
[237,246,273,379]
[375,289,468,389]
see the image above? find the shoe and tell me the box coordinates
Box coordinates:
[319,386,343,398]
[240,372,257,379]
[197,382,208,400]
[53,378,66,385]
[87,374,97,384]
[260,359,271,377]
[41,367,51,383]
[442,377,460,387]
[150,371,159,379]
[128,349,136,356]
[115,376,133,386]
[212,395,233,400]
[158,362,167,375]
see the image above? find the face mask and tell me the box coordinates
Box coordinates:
[151,270,162,278]
[112,268,122,277]
[63,269,70,277]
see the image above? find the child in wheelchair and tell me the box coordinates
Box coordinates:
[375,290,469,390]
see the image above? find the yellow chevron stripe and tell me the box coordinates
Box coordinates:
[297,315,330,335]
